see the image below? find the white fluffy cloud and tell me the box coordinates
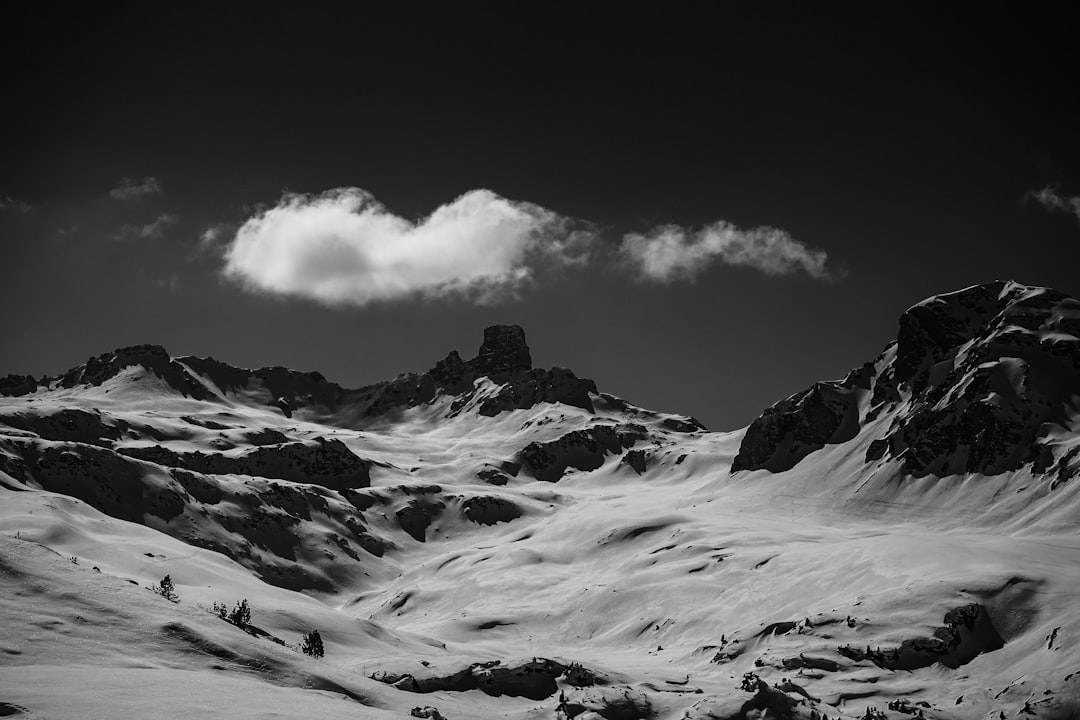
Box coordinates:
[619,221,834,282]
[1030,186,1080,222]
[220,187,838,306]
[222,188,589,306]
[110,177,162,201]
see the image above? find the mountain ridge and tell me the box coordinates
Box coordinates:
[3,280,1080,720]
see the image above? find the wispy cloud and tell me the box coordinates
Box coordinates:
[219,187,839,307]
[115,213,178,240]
[1029,186,1080,222]
[619,221,835,282]
[0,192,33,213]
[109,176,162,201]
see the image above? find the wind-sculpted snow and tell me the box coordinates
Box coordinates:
[4,284,1080,719]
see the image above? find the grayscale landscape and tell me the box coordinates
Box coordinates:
[3,7,1078,719]
[3,281,1080,719]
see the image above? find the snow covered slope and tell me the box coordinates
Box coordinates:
[2,285,1079,720]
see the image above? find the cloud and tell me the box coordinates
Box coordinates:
[619,221,835,282]
[219,187,839,307]
[110,177,162,201]
[114,213,178,240]
[0,192,32,213]
[222,188,590,306]
[1029,186,1080,222]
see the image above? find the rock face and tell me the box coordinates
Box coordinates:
[467,325,532,381]
[519,424,646,483]
[118,438,372,490]
[838,604,1004,671]
[373,657,587,700]
[40,325,599,423]
[733,281,1080,481]
[478,367,597,416]
[0,408,122,446]
[731,380,863,473]
[60,345,216,400]
[0,374,39,397]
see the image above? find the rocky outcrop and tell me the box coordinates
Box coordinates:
[118,437,372,489]
[868,283,1080,478]
[58,344,215,400]
[838,604,1004,671]
[0,408,122,446]
[731,380,862,473]
[478,367,597,416]
[519,424,646,483]
[467,325,532,381]
[23,442,187,523]
[373,658,590,701]
[734,281,1080,481]
[0,374,40,397]
[396,499,446,542]
[38,325,602,423]
[460,495,522,525]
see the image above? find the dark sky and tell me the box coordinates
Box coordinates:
[2,6,1078,430]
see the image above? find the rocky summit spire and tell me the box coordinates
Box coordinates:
[468,325,532,381]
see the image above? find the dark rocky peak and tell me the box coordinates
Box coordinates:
[733,281,1080,481]
[731,380,862,473]
[0,374,41,397]
[892,281,1072,390]
[467,325,532,381]
[428,351,472,393]
[56,344,214,400]
[894,281,1011,386]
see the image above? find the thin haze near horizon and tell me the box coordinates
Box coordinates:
[2,6,1078,430]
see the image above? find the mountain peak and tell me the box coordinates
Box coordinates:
[468,325,532,381]
[734,280,1080,479]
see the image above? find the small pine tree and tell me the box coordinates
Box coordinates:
[153,574,179,602]
[212,601,229,620]
[229,599,251,628]
[301,629,324,658]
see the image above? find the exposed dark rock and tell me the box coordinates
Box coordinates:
[396,499,445,542]
[562,686,653,719]
[476,468,509,485]
[732,381,861,473]
[894,281,1012,389]
[838,604,1004,671]
[428,351,472,393]
[373,658,592,701]
[661,416,707,433]
[0,374,39,397]
[26,443,186,523]
[519,425,643,483]
[0,409,122,446]
[734,281,1080,479]
[243,428,290,446]
[478,367,597,416]
[118,438,372,490]
[621,449,649,475]
[468,325,532,381]
[460,495,521,525]
[58,345,215,400]
[683,674,797,720]
[871,284,1080,478]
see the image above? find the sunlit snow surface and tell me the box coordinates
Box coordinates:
[2,363,1080,720]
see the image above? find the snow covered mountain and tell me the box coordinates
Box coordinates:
[2,281,1079,720]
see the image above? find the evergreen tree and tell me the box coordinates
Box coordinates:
[154,574,179,602]
[229,599,251,628]
[301,629,324,658]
